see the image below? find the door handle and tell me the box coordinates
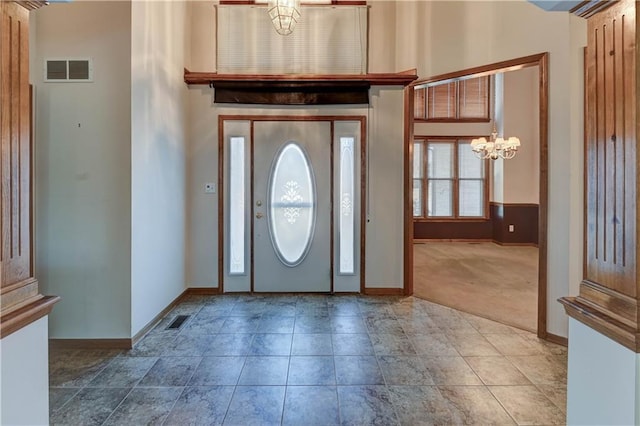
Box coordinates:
[256,212,264,219]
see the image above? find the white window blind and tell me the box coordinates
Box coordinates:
[217,5,368,74]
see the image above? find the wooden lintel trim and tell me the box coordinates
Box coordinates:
[184,69,418,87]
[0,295,60,339]
[364,287,404,296]
[559,296,639,352]
[570,0,618,18]
[413,53,546,88]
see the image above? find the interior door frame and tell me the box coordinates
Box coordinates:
[406,53,550,340]
[218,114,367,294]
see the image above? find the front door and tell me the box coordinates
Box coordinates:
[253,121,331,292]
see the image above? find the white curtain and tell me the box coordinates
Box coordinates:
[217,5,368,74]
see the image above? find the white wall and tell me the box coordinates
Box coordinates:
[33,1,132,338]
[0,317,50,426]
[131,0,190,335]
[392,0,586,337]
[567,318,639,425]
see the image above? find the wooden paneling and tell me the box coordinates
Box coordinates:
[561,0,640,352]
[414,220,493,240]
[1,2,31,294]
[584,0,635,297]
[491,203,539,245]
[0,2,58,339]
[413,203,538,245]
[213,81,370,105]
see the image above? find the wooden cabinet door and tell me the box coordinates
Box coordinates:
[1,2,36,309]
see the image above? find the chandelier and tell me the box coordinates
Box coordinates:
[268,0,301,36]
[470,125,520,160]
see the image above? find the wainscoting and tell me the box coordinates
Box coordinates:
[413,202,539,245]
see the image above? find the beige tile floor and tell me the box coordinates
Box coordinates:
[413,242,539,332]
[49,294,566,425]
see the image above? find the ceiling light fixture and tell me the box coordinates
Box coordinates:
[268,0,301,36]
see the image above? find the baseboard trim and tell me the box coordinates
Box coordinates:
[414,238,493,243]
[364,288,404,296]
[131,288,193,345]
[49,338,133,349]
[185,287,220,295]
[48,287,219,350]
[493,240,539,247]
[545,332,568,347]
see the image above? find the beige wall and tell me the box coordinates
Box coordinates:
[502,66,540,204]
[391,0,585,337]
[30,0,586,340]
[130,0,191,336]
[186,94,406,290]
[32,1,132,338]
[185,4,406,290]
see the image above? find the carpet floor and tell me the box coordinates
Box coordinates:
[413,241,539,332]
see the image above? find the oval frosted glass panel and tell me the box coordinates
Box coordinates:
[269,142,316,266]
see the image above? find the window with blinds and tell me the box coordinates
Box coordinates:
[216,5,368,74]
[414,76,490,121]
[413,138,488,219]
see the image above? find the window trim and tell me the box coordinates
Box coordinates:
[413,76,491,123]
[413,136,490,222]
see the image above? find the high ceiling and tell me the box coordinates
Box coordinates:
[527,0,583,12]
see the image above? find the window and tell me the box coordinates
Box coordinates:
[414,76,490,121]
[413,138,488,219]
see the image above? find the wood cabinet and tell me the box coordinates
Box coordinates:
[1,1,57,338]
[561,0,640,351]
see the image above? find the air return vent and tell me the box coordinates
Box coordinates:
[166,315,190,330]
[44,58,93,82]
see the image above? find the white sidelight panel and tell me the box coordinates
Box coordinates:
[229,136,246,275]
[339,136,355,274]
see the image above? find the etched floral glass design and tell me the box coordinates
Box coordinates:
[268,142,316,266]
[339,137,355,274]
[229,137,245,275]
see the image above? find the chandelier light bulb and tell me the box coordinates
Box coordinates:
[470,125,521,160]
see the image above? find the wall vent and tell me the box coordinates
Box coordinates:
[44,58,93,82]
[166,315,190,330]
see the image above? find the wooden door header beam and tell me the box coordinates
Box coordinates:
[184,69,418,87]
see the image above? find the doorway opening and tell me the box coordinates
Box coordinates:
[404,53,550,339]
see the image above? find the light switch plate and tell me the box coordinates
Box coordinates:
[205,183,216,194]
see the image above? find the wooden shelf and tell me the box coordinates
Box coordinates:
[0,295,60,339]
[184,69,418,87]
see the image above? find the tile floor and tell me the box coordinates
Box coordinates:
[49,294,567,425]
